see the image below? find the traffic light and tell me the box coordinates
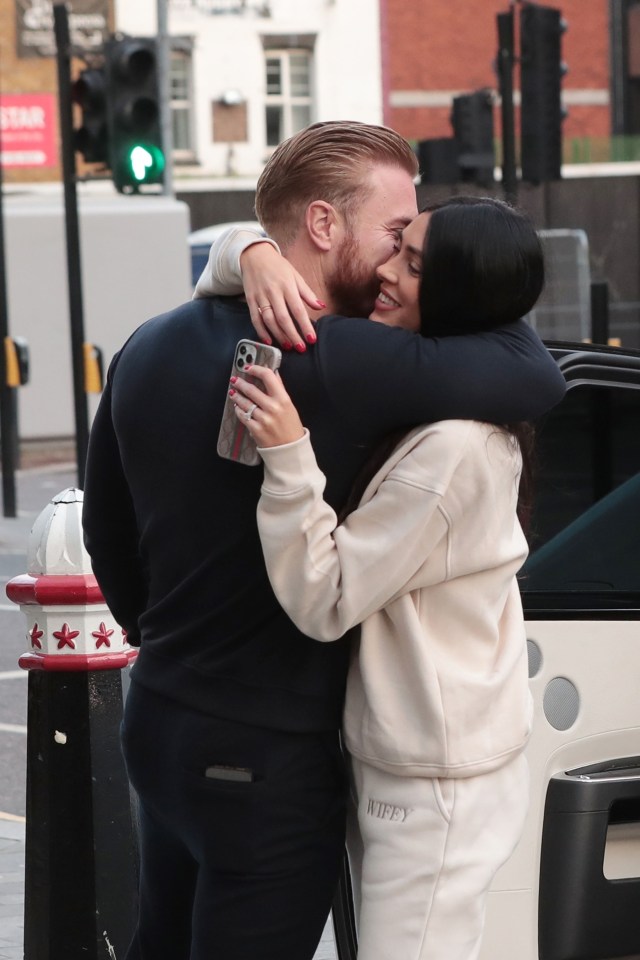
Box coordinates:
[104,37,165,193]
[520,3,567,183]
[72,68,108,165]
[450,89,495,187]
[417,138,460,185]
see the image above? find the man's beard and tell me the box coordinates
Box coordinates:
[326,233,380,318]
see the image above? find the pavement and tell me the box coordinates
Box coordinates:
[0,817,336,959]
[0,454,72,960]
[0,448,339,960]
[0,819,24,960]
[0,457,40,960]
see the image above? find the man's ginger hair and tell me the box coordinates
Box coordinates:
[255,121,418,250]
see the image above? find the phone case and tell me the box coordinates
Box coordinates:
[217,339,282,466]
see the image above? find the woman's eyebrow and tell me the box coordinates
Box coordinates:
[405,243,422,258]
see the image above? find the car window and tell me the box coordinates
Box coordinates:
[521,383,640,597]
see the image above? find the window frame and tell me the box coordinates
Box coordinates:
[522,342,640,619]
[264,48,314,149]
[170,44,196,163]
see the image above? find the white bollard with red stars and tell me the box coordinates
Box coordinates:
[6,488,138,960]
[9,487,135,671]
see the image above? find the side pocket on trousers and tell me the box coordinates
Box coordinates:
[432,778,455,823]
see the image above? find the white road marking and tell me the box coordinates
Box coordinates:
[0,810,26,823]
[0,722,27,735]
[0,671,26,680]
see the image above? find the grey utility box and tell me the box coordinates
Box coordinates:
[528,229,591,342]
[3,192,192,439]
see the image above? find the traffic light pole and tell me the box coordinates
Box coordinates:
[0,46,18,518]
[54,1,90,487]
[497,8,518,204]
[157,0,174,196]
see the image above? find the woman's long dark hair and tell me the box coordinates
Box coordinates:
[342,196,545,531]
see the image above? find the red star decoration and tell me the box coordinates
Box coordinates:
[53,623,80,650]
[30,623,44,649]
[92,622,114,649]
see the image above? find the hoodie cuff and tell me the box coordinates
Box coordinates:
[192,227,280,299]
[235,232,280,267]
[212,230,279,285]
[259,429,324,496]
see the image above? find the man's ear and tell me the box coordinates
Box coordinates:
[304,201,341,252]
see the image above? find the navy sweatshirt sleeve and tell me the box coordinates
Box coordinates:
[82,358,148,645]
[82,299,565,665]
[306,315,566,439]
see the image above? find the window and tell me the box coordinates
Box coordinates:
[521,379,640,600]
[264,50,312,147]
[170,48,195,161]
[610,0,640,134]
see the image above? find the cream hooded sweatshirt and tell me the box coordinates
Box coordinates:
[257,420,533,779]
[196,225,533,778]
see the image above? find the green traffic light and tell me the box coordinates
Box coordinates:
[127,143,165,183]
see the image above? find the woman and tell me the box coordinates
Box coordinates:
[216,198,542,960]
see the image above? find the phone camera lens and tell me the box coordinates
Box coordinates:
[237,358,244,368]
[246,353,255,365]
[239,345,247,355]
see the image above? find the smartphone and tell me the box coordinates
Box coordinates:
[217,339,282,466]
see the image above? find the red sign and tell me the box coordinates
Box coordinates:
[0,93,57,168]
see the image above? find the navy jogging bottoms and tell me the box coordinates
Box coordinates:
[121,680,347,960]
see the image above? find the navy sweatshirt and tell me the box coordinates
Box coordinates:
[82,296,565,732]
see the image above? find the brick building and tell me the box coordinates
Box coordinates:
[0,0,115,183]
[382,0,640,162]
[3,0,640,182]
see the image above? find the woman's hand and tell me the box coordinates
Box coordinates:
[240,242,325,352]
[229,364,305,448]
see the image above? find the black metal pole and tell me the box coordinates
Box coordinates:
[24,670,138,960]
[590,279,610,345]
[54,1,90,487]
[0,46,18,518]
[8,489,139,960]
[497,9,519,204]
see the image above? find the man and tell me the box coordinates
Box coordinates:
[83,121,565,960]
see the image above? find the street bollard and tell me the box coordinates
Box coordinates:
[6,487,138,960]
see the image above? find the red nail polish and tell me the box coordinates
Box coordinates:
[262,337,272,346]
[294,342,306,353]
[230,376,238,384]
[316,300,326,308]
[282,341,293,351]
[306,333,317,345]
[228,389,235,396]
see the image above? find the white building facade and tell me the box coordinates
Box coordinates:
[114,0,384,178]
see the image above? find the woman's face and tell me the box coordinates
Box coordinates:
[369,212,430,332]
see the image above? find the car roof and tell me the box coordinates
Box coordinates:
[188,221,265,246]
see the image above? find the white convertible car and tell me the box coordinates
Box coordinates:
[332,340,640,960]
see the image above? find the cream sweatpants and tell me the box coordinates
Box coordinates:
[346,752,529,960]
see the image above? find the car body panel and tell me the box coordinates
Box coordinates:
[334,341,640,960]
[480,619,640,960]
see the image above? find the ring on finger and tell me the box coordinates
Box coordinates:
[245,403,258,421]
[257,303,272,315]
